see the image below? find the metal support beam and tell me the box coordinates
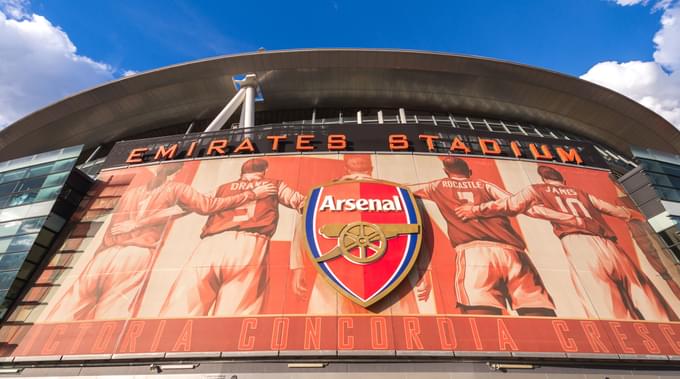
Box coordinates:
[84,145,102,164]
[204,73,259,132]
[204,88,246,133]
[399,108,407,124]
[184,121,196,135]
[243,85,256,128]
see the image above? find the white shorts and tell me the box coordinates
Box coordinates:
[159,231,270,317]
[455,241,554,311]
[48,245,151,321]
[561,234,673,321]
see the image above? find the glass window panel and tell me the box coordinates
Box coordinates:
[658,188,680,202]
[0,168,26,184]
[5,233,37,253]
[0,238,10,253]
[0,252,27,271]
[50,158,77,173]
[18,217,44,235]
[61,146,82,157]
[34,186,61,203]
[648,172,674,187]
[0,182,17,197]
[0,271,18,290]
[27,163,54,178]
[14,176,45,193]
[8,192,36,207]
[42,172,69,187]
[0,196,10,209]
[659,162,680,178]
[0,221,21,238]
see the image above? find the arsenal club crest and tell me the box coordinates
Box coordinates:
[303,180,423,307]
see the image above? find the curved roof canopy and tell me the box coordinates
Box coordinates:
[0,49,678,160]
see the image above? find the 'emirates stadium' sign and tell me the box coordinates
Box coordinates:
[101,124,608,170]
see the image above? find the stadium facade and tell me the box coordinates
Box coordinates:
[0,49,679,377]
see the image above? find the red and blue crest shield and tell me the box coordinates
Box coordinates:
[303,180,422,307]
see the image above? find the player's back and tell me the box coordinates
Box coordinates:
[104,182,184,249]
[425,178,525,249]
[531,183,616,240]
[201,178,280,238]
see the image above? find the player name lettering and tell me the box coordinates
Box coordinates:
[319,195,403,212]
[229,180,271,191]
[441,180,483,189]
[544,186,578,196]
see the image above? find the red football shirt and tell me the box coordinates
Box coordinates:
[476,181,631,240]
[415,177,527,249]
[201,175,305,238]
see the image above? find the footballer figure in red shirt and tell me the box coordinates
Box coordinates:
[455,165,677,321]
[615,188,680,301]
[46,163,275,321]
[409,157,581,317]
[159,158,306,316]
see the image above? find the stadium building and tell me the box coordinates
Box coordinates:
[0,49,679,377]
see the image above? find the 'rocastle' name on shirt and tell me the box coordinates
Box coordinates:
[319,195,403,212]
[441,180,483,189]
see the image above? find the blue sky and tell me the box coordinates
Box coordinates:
[1,0,679,127]
[29,0,661,75]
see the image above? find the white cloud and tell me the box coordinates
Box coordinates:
[612,0,647,6]
[0,0,29,19]
[610,0,673,9]
[654,5,680,69]
[582,2,680,127]
[0,3,117,128]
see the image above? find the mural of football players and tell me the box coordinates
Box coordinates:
[615,188,680,301]
[159,158,306,316]
[292,154,432,314]
[409,157,584,317]
[46,163,275,321]
[455,164,678,321]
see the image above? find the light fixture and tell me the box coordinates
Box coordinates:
[488,362,536,371]
[149,363,199,373]
[287,363,328,368]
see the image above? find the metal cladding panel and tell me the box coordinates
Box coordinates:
[1,127,680,364]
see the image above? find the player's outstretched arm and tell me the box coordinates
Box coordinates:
[588,195,636,221]
[526,205,584,227]
[455,186,537,220]
[483,181,582,226]
[175,182,275,215]
[278,182,306,212]
[405,181,437,200]
[110,206,187,235]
